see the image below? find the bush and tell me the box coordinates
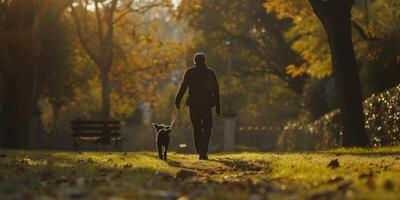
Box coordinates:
[277,84,400,151]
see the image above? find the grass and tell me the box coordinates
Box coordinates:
[0,147,400,199]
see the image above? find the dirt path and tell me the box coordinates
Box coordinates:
[141,157,281,200]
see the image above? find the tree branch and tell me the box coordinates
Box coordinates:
[113,2,166,25]
[219,26,303,94]
[70,4,101,66]
[101,0,118,71]
[94,0,105,48]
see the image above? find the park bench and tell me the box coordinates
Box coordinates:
[71,120,124,151]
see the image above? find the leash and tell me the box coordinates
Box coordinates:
[170,92,188,128]
[169,109,179,128]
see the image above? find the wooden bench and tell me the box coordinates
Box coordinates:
[71,120,124,151]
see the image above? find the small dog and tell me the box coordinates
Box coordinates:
[152,123,171,161]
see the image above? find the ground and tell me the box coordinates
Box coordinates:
[0,147,400,200]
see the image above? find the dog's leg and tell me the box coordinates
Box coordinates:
[157,143,163,160]
[163,144,169,161]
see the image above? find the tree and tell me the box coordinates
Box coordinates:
[177,0,306,95]
[308,0,367,147]
[265,0,400,81]
[0,0,70,148]
[32,2,190,135]
[70,0,169,119]
[265,0,370,147]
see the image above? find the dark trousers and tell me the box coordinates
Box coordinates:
[189,106,213,156]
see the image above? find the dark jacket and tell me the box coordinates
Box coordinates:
[175,65,220,114]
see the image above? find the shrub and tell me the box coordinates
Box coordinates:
[277,84,400,151]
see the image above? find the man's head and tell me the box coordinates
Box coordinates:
[193,52,206,66]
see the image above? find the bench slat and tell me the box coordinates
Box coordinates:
[71,121,121,125]
[72,131,120,134]
[71,127,121,131]
[74,136,124,141]
[71,120,124,151]
[72,134,120,137]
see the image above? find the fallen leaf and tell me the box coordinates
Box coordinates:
[144,189,180,200]
[123,163,132,169]
[60,187,86,198]
[38,180,48,188]
[327,176,344,184]
[175,170,196,181]
[327,159,340,169]
[77,158,95,164]
[77,160,86,164]
[337,181,352,191]
[366,177,376,189]
[16,166,25,172]
[76,177,85,187]
[177,195,190,200]
[248,194,263,200]
[55,176,69,185]
[384,180,394,191]
[310,190,339,200]
[156,172,174,181]
[359,171,375,179]
[106,171,123,182]
[40,171,53,181]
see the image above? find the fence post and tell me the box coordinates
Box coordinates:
[222,112,236,152]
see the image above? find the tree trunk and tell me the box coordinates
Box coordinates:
[101,69,111,119]
[16,65,35,148]
[1,76,19,148]
[309,0,367,147]
[0,66,34,149]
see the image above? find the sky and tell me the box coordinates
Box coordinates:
[172,0,181,7]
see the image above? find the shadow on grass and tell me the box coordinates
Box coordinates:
[320,148,400,157]
[0,150,168,187]
[167,160,182,168]
[212,158,266,172]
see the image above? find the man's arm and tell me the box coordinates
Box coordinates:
[175,70,189,109]
[212,71,221,116]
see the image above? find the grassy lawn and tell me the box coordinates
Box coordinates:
[1,147,400,200]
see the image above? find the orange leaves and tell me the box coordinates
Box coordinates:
[264,0,312,20]
[286,64,305,78]
[175,0,202,21]
[265,0,332,79]
[109,15,191,117]
[368,48,381,61]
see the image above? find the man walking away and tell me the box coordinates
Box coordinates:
[175,53,220,160]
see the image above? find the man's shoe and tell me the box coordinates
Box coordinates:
[199,154,208,160]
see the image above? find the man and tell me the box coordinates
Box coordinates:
[175,53,220,160]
